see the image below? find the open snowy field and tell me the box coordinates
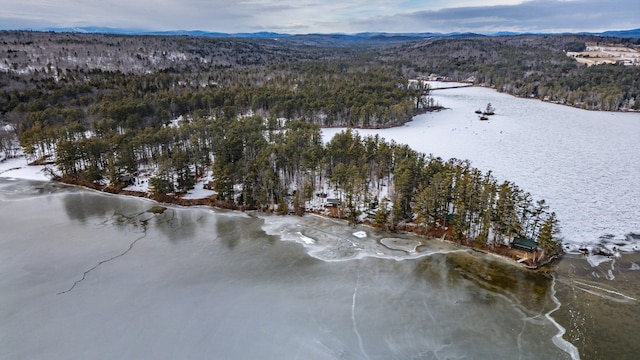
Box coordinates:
[323,85,640,254]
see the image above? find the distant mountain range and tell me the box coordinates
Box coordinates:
[595,28,640,38]
[33,27,640,40]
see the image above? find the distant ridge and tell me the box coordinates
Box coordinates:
[144,30,291,39]
[40,26,147,35]
[39,27,292,38]
[595,28,640,39]
[29,26,640,40]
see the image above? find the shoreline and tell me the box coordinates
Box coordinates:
[48,174,557,270]
[3,152,628,271]
[468,82,638,113]
[1,153,560,269]
[427,80,638,113]
[0,155,50,181]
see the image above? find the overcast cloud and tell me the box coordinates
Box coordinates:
[0,0,637,34]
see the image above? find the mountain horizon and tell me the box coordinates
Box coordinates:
[8,26,640,39]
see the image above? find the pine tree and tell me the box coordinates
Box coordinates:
[537,212,562,259]
[374,198,390,228]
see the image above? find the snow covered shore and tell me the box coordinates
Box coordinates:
[0,155,49,181]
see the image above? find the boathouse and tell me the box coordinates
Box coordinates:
[512,237,538,252]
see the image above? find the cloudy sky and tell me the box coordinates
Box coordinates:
[1,0,638,34]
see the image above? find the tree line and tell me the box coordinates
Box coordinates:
[18,113,562,263]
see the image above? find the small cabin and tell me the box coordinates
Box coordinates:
[512,237,538,252]
[326,198,342,207]
[120,173,135,186]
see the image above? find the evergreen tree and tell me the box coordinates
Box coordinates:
[537,212,562,259]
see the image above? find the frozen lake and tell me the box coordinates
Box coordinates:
[1,179,576,359]
[2,85,640,360]
[323,85,640,254]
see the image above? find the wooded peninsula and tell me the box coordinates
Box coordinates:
[2,30,639,266]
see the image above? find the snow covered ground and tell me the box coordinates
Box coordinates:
[323,85,640,254]
[426,81,473,89]
[181,171,216,199]
[0,155,49,181]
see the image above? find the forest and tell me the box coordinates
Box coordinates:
[3,30,637,265]
[15,114,563,265]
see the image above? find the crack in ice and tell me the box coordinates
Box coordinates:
[572,280,637,303]
[423,299,436,323]
[546,276,581,360]
[57,226,147,295]
[351,267,370,360]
